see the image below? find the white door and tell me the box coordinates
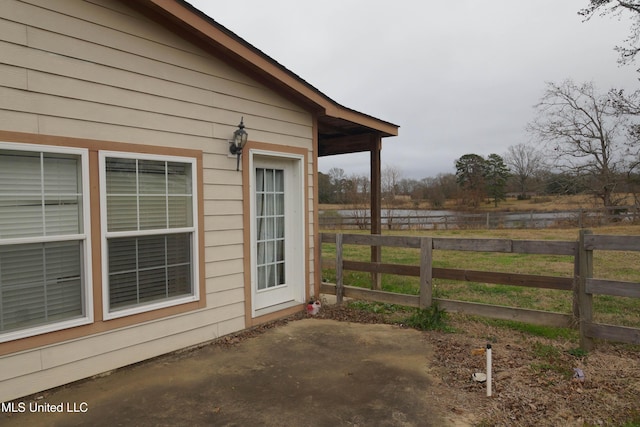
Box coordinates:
[251,153,305,315]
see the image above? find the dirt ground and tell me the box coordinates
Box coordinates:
[2,302,639,426]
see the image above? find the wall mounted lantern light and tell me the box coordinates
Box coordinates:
[229,117,248,171]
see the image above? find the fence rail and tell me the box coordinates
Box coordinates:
[320,231,640,349]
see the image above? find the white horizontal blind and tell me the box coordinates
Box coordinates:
[104,156,195,313]
[108,233,191,309]
[0,148,85,335]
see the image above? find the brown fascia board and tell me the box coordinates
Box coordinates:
[132,0,398,137]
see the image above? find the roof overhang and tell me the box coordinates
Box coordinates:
[126,0,399,155]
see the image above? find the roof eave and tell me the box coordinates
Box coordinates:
[130,0,398,138]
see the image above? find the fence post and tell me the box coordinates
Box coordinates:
[578,229,594,350]
[572,241,580,327]
[335,233,344,305]
[419,237,433,309]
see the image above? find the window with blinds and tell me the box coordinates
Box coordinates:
[0,144,91,342]
[100,153,198,318]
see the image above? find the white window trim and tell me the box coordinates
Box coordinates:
[99,151,200,321]
[0,142,93,343]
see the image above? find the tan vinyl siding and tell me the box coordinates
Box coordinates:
[0,0,315,402]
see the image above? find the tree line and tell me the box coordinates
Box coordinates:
[318,142,638,209]
[320,2,640,210]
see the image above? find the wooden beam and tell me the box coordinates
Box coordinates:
[585,234,640,251]
[419,237,433,309]
[370,134,382,290]
[318,134,374,156]
[586,278,640,298]
[578,230,595,351]
[586,323,640,345]
[437,299,573,328]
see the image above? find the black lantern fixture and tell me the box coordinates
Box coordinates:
[229,117,248,171]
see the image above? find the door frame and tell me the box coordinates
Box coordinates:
[242,143,309,324]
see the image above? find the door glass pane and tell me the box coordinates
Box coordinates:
[255,169,264,192]
[275,170,284,191]
[265,169,274,191]
[257,265,266,290]
[276,216,284,239]
[275,194,284,216]
[255,167,285,291]
[266,193,274,216]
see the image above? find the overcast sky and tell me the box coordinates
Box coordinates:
[189,0,639,180]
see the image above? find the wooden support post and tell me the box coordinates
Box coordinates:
[572,243,580,327]
[317,232,323,299]
[578,229,594,350]
[335,233,344,305]
[370,134,382,290]
[419,237,433,309]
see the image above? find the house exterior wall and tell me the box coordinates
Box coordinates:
[0,0,315,402]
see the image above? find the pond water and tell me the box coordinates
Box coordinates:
[320,209,581,229]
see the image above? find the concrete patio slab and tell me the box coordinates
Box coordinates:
[1,319,455,426]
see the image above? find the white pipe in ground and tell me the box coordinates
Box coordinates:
[486,343,492,397]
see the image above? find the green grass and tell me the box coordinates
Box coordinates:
[321,226,640,329]
[403,302,452,332]
[346,300,409,315]
[477,318,578,340]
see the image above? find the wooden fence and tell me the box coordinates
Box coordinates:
[319,230,640,350]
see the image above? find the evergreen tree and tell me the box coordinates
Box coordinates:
[484,154,510,207]
[455,154,486,207]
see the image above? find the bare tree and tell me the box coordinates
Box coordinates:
[327,167,347,204]
[579,1,640,205]
[504,143,545,198]
[381,165,403,229]
[527,80,631,207]
[420,173,457,208]
[580,0,640,65]
[345,174,370,229]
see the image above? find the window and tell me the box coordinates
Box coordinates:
[100,152,198,319]
[0,143,92,343]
